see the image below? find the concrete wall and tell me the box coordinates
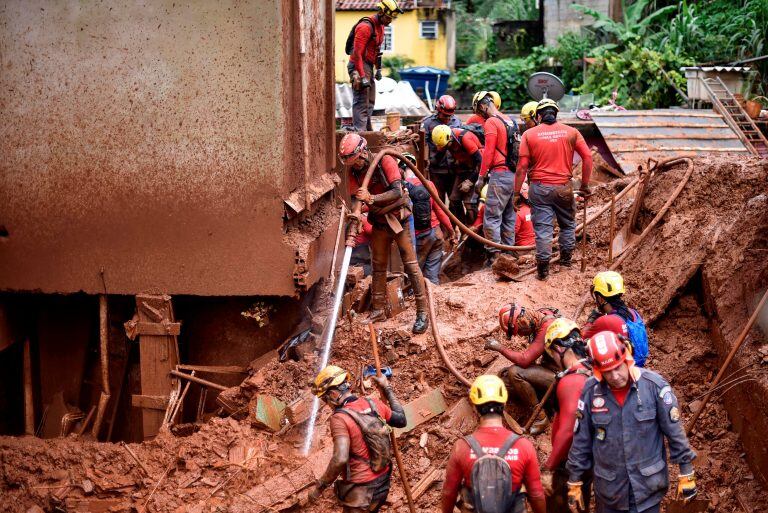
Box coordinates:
[0,0,336,296]
[543,0,609,47]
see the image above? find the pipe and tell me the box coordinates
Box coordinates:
[367,324,417,513]
[328,203,347,291]
[686,288,768,434]
[169,370,227,392]
[92,294,111,439]
[424,280,471,387]
[580,193,588,273]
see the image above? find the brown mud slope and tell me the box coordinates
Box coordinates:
[1,157,767,513]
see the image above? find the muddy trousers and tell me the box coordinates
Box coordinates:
[483,170,516,252]
[370,223,428,314]
[529,181,576,262]
[348,62,376,132]
[416,227,444,285]
[335,469,391,512]
[500,364,556,411]
[549,467,592,513]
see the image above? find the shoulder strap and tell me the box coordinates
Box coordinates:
[497,434,520,459]
[464,435,485,458]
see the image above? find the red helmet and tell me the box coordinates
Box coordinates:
[499,302,526,339]
[587,331,628,373]
[339,133,367,165]
[436,95,457,115]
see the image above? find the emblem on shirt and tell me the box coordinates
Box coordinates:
[577,400,585,411]
[596,428,606,441]
[592,397,605,408]
[670,407,680,422]
[663,392,675,405]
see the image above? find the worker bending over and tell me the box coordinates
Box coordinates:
[514,99,593,280]
[514,182,535,247]
[339,133,429,333]
[421,95,462,210]
[432,124,484,223]
[309,365,407,512]
[541,319,593,513]
[567,331,697,513]
[465,91,501,126]
[583,271,649,367]
[442,375,546,513]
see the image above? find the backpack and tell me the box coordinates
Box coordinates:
[624,309,649,367]
[337,399,393,473]
[345,17,375,55]
[493,115,520,171]
[464,434,521,513]
[406,181,433,231]
[459,123,486,145]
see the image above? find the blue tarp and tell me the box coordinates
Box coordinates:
[399,66,451,101]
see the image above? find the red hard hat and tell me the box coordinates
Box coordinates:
[339,133,367,165]
[587,331,628,373]
[499,302,526,339]
[436,95,457,115]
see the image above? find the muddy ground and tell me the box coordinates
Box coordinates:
[1,156,767,513]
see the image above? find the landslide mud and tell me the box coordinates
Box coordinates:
[1,157,767,513]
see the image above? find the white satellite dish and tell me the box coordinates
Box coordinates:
[527,72,565,101]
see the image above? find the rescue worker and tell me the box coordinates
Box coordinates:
[466,91,502,126]
[339,133,429,333]
[473,91,518,265]
[441,375,547,513]
[421,95,462,210]
[350,213,373,276]
[583,271,649,367]
[514,182,535,248]
[432,124,483,224]
[541,319,592,513]
[485,302,561,434]
[308,365,407,512]
[514,98,593,280]
[520,101,539,131]
[566,331,698,513]
[347,0,403,131]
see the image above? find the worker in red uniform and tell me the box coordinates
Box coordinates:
[309,365,407,512]
[422,95,462,218]
[442,375,546,513]
[347,0,403,131]
[485,302,561,434]
[514,182,535,247]
[473,91,519,265]
[432,124,483,224]
[514,98,593,281]
[465,91,501,126]
[540,319,592,513]
[350,213,373,276]
[520,101,539,132]
[339,133,429,333]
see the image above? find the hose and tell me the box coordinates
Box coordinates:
[424,280,472,387]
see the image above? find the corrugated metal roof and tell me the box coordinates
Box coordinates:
[335,0,416,10]
[335,79,430,119]
[680,66,753,73]
[591,109,749,173]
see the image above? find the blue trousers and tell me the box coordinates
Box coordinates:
[528,181,576,262]
[415,228,443,285]
[482,170,516,251]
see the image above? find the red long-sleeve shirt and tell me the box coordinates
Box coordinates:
[347,155,401,196]
[498,317,556,368]
[479,114,513,177]
[514,204,535,246]
[442,426,544,513]
[354,215,373,246]
[515,121,592,193]
[544,363,589,470]
[350,16,383,77]
[448,128,483,168]
[582,312,632,340]
[407,177,452,235]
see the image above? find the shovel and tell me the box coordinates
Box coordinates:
[611,168,651,257]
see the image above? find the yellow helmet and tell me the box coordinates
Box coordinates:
[377,0,404,17]
[489,91,501,109]
[471,91,502,113]
[544,318,581,357]
[479,184,488,203]
[535,98,560,114]
[592,271,625,298]
[310,365,349,397]
[431,124,453,150]
[521,101,538,121]
[469,375,508,406]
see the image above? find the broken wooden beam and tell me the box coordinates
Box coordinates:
[394,388,447,436]
[176,364,247,374]
[169,370,227,392]
[131,395,170,410]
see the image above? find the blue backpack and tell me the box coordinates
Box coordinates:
[624,309,648,367]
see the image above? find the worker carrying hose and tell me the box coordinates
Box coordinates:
[421,95,462,211]
[346,0,403,131]
[441,375,547,513]
[431,124,484,224]
[308,365,407,512]
[472,90,520,266]
[540,319,593,513]
[566,332,697,513]
[485,302,562,434]
[339,133,429,333]
[583,271,649,367]
[514,98,593,280]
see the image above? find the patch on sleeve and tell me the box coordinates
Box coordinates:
[659,385,672,399]
[669,407,680,423]
[663,391,675,405]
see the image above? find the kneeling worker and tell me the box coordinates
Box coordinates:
[309,365,407,512]
[442,375,546,513]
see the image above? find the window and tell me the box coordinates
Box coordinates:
[419,20,438,39]
[383,26,394,52]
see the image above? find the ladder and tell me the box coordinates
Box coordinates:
[701,76,768,158]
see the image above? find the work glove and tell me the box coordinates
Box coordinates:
[351,71,362,91]
[586,309,602,324]
[484,338,502,352]
[458,179,473,193]
[360,77,371,89]
[308,480,327,503]
[372,374,390,389]
[474,178,486,195]
[576,183,592,197]
[677,472,698,503]
[567,481,585,513]
[375,69,382,81]
[540,469,554,496]
[355,188,373,205]
[512,192,524,210]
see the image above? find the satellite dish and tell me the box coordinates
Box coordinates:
[527,72,565,102]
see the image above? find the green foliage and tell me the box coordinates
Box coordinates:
[571,0,676,51]
[530,31,597,90]
[381,55,414,81]
[452,56,538,108]
[472,0,538,20]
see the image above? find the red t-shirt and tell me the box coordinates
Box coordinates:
[514,204,535,246]
[329,397,393,483]
[406,177,453,235]
[442,426,544,513]
[448,128,482,168]
[479,114,513,177]
[498,316,556,368]
[465,113,485,126]
[611,384,631,407]
[582,312,632,340]
[516,122,592,185]
[350,16,383,76]
[348,155,402,197]
[545,363,589,470]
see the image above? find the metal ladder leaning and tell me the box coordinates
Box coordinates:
[701,76,768,158]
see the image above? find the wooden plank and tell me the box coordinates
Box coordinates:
[394,388,447,437]
[131,394,169,410]
[134,321,181,336]
[177,364,247,374]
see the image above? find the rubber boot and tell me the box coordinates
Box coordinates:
[402,259,429,334]
[536,260,550,281]
[412,312,429,334]
[369,270,388,322]
[559,250,573,268]
[484,251,499,268]
[529,410,550,436]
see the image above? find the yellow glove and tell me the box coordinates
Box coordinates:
[677,472,697,502]
[567,481,584,513]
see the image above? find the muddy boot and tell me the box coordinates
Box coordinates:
[559,250,573,268]
[484,251,500,268]
[369,270,388,322]
[536,260,550,281]
[412,311,429,334]
[529,410,550,435]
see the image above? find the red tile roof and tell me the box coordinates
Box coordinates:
[336,0,416,11]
